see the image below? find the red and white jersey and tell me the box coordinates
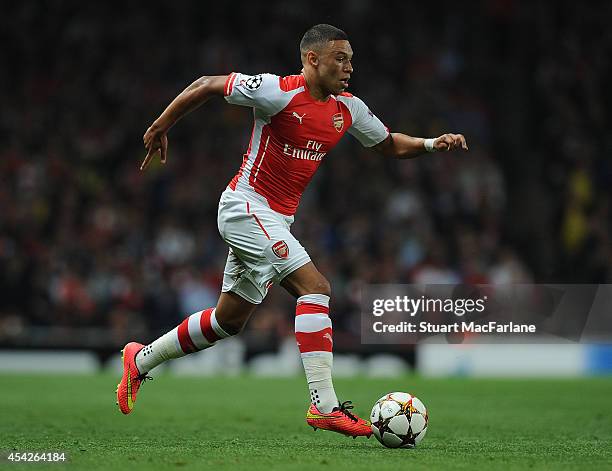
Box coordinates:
[224,72,389,216]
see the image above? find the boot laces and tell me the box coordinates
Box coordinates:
[337,401,358,422]
[137,373,153,384]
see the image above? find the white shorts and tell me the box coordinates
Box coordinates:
[217,188,311,304]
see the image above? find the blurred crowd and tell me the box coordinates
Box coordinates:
[1,1,610,347]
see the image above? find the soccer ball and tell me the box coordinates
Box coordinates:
[370,392,428,448]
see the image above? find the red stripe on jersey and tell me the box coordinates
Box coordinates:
[229,120,257,189]
[229,153,249,190]
[229,120,256,190]
[199,308,221,343]
[245,121,256,155]
[249,131,271,187]
[296,302,330,316]
[177,317,197,353]
[295,328,333,353]
[252,213,270,239]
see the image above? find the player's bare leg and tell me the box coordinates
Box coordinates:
[281,262,371,437]
[213,291,258,335]
[116,292,256,414]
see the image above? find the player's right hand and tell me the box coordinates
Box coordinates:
[141,125,168,171]
[434,133,468,152]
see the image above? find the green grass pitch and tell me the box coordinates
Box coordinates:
[1,374,611,470]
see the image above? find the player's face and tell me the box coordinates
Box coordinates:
[318,40,353,95]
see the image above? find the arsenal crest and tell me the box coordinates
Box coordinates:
[272,240,289,259]
[332,112,344,132]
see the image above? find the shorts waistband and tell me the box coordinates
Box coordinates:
[223,187,295,224]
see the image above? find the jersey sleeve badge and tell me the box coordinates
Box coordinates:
[243,74,263,90]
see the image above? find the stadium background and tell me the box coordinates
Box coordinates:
[1,2,612,469]
[1,1,611,368]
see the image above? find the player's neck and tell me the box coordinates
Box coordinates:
[302,72,330,102]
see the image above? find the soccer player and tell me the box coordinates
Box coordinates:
[117,24,467,438]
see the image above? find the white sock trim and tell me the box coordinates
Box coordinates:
[210,308,230,338]
[297,294,330,307]
[300,351,334,358]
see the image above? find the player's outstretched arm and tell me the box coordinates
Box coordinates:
[373,132,468,159]
[140,75,228,170]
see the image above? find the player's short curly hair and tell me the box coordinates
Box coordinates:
[300,24,348,55]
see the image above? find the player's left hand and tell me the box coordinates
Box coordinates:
[434,133,468,152]
[141,125,168,171]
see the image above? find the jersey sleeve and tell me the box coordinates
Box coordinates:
[224,72,285,116]
[341,95,389,148]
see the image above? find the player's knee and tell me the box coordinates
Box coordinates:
[214,303,253,336]
[303,277,332,298]
[216,315,247,336]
